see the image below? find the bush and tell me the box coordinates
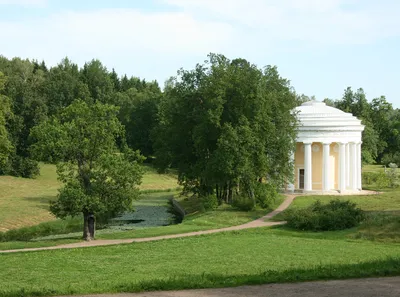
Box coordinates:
[387,163,399,188]
[5,155,40,178]
[284,199,365,231]
[362,172,380,185]
[381,153,400,167]
[232,195,255,211]
[201,194,218,211]
[254,183,278,209]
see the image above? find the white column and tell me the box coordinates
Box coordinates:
[339,142,346,193]
[288,150,295,192]
[350,142,357,191]
[304,142,312,191]
[356,142,362,190]
[322,142,331,192]
[346,143,350,188]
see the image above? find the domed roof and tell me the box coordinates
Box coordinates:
[294,100,364,143]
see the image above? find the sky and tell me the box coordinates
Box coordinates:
[1,0,399,107]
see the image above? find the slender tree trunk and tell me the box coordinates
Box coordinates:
[226,182,230,203]
[83,212,95,241]
[250,186,256,207]
[228,187,233,203]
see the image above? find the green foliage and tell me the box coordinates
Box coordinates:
[30,100,144,239]
[154,53,297,204]
[331,88,400,165]
[285,199,365,231]
[0,72,13,170]
[386,163,399,188]
[201,194,218,211]
[381,152,400,166]
[0,56,160,179]
[254,182,278,208]
[374,171,394,190]
[232,195,255,211]
[116,87,161,157]
[362,171,380,185]
[5,155,39,178]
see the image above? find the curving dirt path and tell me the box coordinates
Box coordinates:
[0,195,296,254]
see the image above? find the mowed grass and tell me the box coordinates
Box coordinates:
[0,164,60,232]
[363,164,400,173]
[1,227,400,297]
[0,164,179,232]
[140,165,178,191]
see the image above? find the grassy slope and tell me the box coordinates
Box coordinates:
[1,227,400,297]
[0,164,179,232]
[0,164,60,232]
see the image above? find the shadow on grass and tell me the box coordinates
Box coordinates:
[21,196,54,211]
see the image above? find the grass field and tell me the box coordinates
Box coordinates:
[0,164,60,232]
[1,227,400,297]
[0,164,179,232]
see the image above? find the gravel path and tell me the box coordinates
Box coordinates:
[59,277,400,297]
[58,277,400,297]
[0,195,296,253]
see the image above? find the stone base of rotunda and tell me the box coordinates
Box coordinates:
[287,189,362,195]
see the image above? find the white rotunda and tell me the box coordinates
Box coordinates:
[289,100,365,193]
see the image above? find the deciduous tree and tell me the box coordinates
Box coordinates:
[31,100,143,240]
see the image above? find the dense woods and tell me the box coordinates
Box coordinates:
[0,56,161,178]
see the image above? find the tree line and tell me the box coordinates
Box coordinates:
[0,56,161,178]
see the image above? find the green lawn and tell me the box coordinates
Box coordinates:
[0,163,179,232]
[0,164,60,232]
[363,164,400,173]
[1,227,400,297]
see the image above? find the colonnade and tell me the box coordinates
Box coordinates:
[301,141,362,192]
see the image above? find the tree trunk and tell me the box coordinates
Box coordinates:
[226,182,230,203]
[83,212,95,241]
